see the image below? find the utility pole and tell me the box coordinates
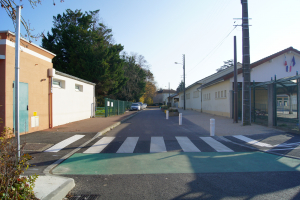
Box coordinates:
[183,54,186,110]
[241,0,251,125]
[169,82,170,104]
[234,36,238,123]
[15,5,21,160]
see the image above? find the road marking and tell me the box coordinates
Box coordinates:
[83,137,115,154]
[150,137,167,153]
[117,137,139,153]
[176,137,200,152]
[233,135,273,148]
[200,137,234,152]
[44,135,85,153]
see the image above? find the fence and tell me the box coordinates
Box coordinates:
[95,98,132,117]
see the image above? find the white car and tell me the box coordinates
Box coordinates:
[130,103,141,111]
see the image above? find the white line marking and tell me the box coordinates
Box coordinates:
[233,135,273,148]
[275,142,300,147]
[117,137,139,153]
[200,137,234,152]
[176,137,200,152]
[44,135,85,152]
[83,137,115,154]
[150,137,167,153]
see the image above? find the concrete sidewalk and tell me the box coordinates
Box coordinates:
[26,111,139,200]
[176,108,284,136]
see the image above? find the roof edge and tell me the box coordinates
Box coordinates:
[0,30,56,57]
[55,70,96,85]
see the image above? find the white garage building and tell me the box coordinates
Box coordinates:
[51,70,95,127]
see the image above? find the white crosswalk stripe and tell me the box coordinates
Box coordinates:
[44,135,85,152]
[176,137,201,152]
[200,137,234,152]
[150,137,167,153]
[117,137,139,153]
[233,135,273,148]
[45,136,244,154]
[83,137,115,154]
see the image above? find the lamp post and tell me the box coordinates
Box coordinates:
[175,54,185,110]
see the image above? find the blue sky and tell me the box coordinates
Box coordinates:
[1,0,300,90]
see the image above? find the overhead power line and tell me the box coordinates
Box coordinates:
[188,26,237,74]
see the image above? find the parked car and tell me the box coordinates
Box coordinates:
[143,103,147,109]
[130,103,141,111]
[137,102,144,110]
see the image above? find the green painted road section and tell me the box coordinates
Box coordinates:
[52,152,300,175]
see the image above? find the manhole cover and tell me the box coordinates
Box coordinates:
[67,194,99,200]
[22,143,53,152]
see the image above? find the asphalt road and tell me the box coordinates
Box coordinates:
[53,108,300,200]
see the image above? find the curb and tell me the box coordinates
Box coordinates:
[33,176,75,200]
[40,111,140,199]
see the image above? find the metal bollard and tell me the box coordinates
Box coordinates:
[210,118,215,136]
[179,113,182,125]
[166,110,169,119]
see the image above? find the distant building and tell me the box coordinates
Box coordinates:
[153,89,176,105]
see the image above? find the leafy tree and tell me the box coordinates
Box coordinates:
[176,81,184,92]
[113,53,148,102]
[42,9,126,97]
[216,59,233,72]
[140,81,156,104]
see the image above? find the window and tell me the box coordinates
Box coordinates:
[75,84,83,92]
[215,92,217,98]
[193,91,199,98]
[186,93,190,99]
[224,90,226,98]
[52,79,65,88]
[221,91,223,98]
[208,93,210,100]
[53,80,60,86]
[218,91,220,98]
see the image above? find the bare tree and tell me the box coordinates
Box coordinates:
[1,0,64,41]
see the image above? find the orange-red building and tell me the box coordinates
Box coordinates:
[0,30,55,134]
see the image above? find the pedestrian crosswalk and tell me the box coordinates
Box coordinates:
[44,135,239,154]
[43,134,300,154]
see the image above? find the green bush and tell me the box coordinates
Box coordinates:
[0,128,39,199]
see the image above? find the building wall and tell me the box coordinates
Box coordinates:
[185,84,201,111]
[153,93,163,104]
[0,44,5,132]
[202,80,231,117]
[2,38,54,134]
[52,73,94,127]
[231,53,300,83]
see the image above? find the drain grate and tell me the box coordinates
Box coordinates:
[68,194,99,200]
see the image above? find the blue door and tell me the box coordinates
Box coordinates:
[13,82,29,133]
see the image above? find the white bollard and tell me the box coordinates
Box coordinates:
[166,110,169,119]
[210,118,215,136]
[179,113,182,125]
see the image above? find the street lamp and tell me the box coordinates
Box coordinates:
[175,54,185,110]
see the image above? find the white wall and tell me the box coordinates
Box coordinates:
[52,73,94,127]
[230,53,300,83]
[185,84,201,111]
[202,80,232,117]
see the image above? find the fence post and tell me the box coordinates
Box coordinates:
[105,98,108,117]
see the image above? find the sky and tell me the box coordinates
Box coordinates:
[2,0,300,90]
